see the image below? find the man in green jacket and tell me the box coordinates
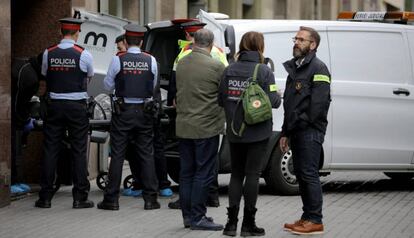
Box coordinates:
[175,29,225,230]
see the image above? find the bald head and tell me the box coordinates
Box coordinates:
[194,29,214,50]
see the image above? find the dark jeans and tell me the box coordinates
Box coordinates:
[290,127,324,224]
[179,135,219,223]
[104,105,158,202]
[39,100,90,201]
[228,139,268,208]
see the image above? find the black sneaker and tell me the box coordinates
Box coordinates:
[144,200,161,210]
[97,200,119,210]
[191,216,224,231]
[168,199,181,209]
[35,199,51,208]
[73,200,94,209]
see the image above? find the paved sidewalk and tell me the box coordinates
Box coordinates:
[1,171,414,238]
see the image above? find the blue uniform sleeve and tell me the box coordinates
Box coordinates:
[41,49,48,76]
[151,56,158,89]
[103,56,121,91]
[80,50,94,77]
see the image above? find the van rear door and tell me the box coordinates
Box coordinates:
[328,25,414,169]
[198,10,227,51]
[143,21,185,90]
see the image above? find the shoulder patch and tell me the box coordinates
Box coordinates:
[142,51,152,56]
[116,51,127,56]
[73,44,84,53]
[47,44,59,52]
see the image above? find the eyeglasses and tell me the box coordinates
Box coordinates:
[292,37,313,43]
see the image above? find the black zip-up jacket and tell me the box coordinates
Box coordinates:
[218,51,281,143]
[281,51,331,137]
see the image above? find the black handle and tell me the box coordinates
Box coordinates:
[393,88,410,96]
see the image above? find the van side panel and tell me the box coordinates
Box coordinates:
[406,30,414,164]
[328,26,414,169]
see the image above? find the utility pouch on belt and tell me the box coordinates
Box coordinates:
[110,94,122,115]
[86,96,96,119]
[144,100,160,118]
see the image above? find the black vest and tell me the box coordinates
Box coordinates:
[46,44,87,93]
[115,52,154,98]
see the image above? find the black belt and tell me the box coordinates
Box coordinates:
[120,103,144,110]
[50,98,87,103]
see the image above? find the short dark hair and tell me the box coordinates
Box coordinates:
[193,29,214,48]
[115,34,125,43]
[125,35,143,46]
[299,26,321,49]
[61,29,78,36]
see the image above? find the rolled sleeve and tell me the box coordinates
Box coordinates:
[151,56,158,89]
[103,56,120,91]
[80,50,94,77]
[41,49,48,76]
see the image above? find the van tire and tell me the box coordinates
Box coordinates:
[264,146,299,195]
[384,172,414,181]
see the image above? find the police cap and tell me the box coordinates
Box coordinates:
[124,24,147,37]
[59,18,84,32]
[181,21,206,33]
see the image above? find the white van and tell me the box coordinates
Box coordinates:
[77,10,414,195]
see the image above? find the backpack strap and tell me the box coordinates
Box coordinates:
[230,63,260,137]
[251,64,260,83]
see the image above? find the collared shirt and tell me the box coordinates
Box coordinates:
[295,57,306,68]
[104,47,158,104]
[41,39,94,100]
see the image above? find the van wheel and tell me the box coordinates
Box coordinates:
[384,172,414,181]
[123,175,135,189]
[264,146,299,195]
[167,156,180,184]
[96,172,108,190]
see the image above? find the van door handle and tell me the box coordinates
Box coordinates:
[393,88,410,96]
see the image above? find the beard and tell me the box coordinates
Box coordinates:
[293,45,310,59]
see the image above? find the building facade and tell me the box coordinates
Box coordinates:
[73,0,407,23]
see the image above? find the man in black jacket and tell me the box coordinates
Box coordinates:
[280,26,331,235]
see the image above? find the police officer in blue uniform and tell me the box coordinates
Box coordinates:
[97,24,160,210]
[35,18,94,209]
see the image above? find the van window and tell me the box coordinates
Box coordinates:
[263,31,330,80]
[328,30,406,84]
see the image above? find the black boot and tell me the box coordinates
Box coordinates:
[240,206,265,237]
[143,195,161,210]
[223,206,239,236]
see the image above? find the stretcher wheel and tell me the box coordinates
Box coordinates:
[123,175,135,189]
[96,172,109,190]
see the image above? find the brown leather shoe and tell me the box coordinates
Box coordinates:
[283,219,305,231]
[291,221,324,235]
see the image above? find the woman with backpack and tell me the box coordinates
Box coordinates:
[218,31,282,237]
